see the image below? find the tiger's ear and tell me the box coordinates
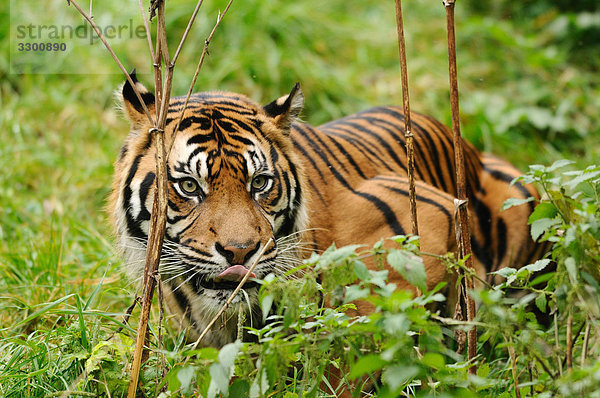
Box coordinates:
[121,69,156,129]
[263,83,304,133]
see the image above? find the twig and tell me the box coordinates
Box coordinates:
[581,319,591,367]
[168,0,236,159]
[555,311,563,376]
[443,0,477,375]
[155,273,167,397]
[137,0,155,60]
[508,336,521,398]
[67,0,155,126]
[394,0,419,237]
[172,0,206,65]
[111,296,140,336]
[191,238,274,350]
[566,311,573,370]
[562,318,586,370]
[531,352,557,380]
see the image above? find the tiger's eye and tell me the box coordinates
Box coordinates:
[180,178,199,194]
[251,175,268,191]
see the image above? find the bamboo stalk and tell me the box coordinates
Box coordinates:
[443,0,477,374]
[394,0,419,237]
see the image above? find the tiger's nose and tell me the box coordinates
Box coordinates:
[215,241,261,265]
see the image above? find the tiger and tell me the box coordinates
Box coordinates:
[109,72,542,349]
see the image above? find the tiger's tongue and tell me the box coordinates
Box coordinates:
[215,265,256,282]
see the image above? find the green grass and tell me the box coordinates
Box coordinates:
[1,0,599,396]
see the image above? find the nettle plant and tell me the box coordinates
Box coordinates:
[475,160,600,397]
[154,236,481,398]
[125,161,599,397]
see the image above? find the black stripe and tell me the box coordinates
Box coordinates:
[294,126,405,235]
[123,154,145,238]
[323,128,395,172]
[137,172,155,222]
[319,118,408,175]
[296,124,351,176]
[376,179,452,240]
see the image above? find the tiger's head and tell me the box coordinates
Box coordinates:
[109,72,308,346]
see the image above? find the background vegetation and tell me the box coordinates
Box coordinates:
[0,0,599,396]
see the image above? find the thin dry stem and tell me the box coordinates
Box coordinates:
[508,336,521,398]
[191,238,274,350]
[581,320,591,367]
[394,0,419,237]
[127,1,174,396]
[444,0,477,374]
[172,0,206,65]
[168,0,236,159]
[555,312,563,376]
[137,0,155,59]
[154,273,167,396]
[67,0,155,125]
[566,311,573,370]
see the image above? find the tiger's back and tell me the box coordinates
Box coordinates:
[291,105,541,281]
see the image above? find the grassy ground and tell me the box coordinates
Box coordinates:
[1,0,599,396]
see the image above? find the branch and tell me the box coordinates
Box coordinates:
[67,0,155,126]
[137,0,155,60]
[127,0,174,396]
[172,0,206,66]
[444,0,477,375]
[394,0,419,237]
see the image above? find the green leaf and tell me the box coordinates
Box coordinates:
[492,267,517,278]
[530,218,560,241]
[15,294,75,327]
[387,250,427,291]
[563,168,600,189]
[565,257,578,283]
[547,159,574,172]
[210,341,242,394]
[528,202,558,224]
[345,285,370,302]
[349,354,387,379]
[381,365,419,392]
[229,379,250,398]
[75,295,89,351]
[477,362,490,378]
[501,196,535,211]
[421,352,445,369]
[383,313,409,335]
[535,293,547,312]
[524,258,551,273]
[177,366,196,393]
[219,340,242,369]
[209,363,230,394]
[260,294,273,323]
[354,261,370,281]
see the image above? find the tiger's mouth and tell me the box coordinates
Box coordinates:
[195,278,260,291]
[189,264,260,291]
